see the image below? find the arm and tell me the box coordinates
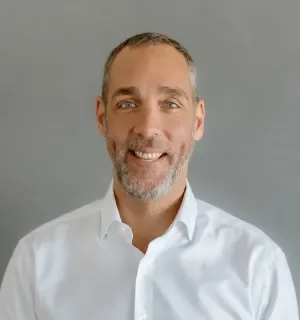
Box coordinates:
[0,239,38,319]
[255,248,299,320]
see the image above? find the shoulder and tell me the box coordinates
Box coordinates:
[20,199,104,249]
[194,198,281,259]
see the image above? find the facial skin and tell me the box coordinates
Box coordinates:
[96,44,205,200]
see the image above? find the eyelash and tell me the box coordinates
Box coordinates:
[165,102,179,109]
[119,101,135,109]
[117,100,180,109]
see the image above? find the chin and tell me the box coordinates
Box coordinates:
[120,174,175,199]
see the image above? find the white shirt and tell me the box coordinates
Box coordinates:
[0,181,298,320]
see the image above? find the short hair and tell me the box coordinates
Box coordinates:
[101,32,197,105]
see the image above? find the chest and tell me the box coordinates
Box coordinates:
[34,243,252,320]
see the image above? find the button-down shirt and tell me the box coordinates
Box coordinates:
[0,181,298,319]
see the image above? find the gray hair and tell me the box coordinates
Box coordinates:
[101,32,197,105]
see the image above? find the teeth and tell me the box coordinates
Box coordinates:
[134,151,163,160]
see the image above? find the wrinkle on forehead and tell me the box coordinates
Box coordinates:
[107,45,194,102]
[111,85,190,103]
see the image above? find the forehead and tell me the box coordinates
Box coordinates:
[107,44,193,99]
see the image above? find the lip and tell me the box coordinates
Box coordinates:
[130,148,165,154]
[128,151,167,167]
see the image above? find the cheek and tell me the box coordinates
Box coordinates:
[167,120,194,159]
[106,118,130,142]
[169,120,193,142]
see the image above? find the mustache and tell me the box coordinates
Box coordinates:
[124,137,170,152]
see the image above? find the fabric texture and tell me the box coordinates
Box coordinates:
[0,181,298,320]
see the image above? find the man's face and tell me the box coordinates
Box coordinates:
[97,44,204,199]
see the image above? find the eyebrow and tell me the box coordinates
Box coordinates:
[111,86,140,101]
[158,86,189,102]
[111,86,189,102]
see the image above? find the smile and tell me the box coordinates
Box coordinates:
[129,150,167,163]
[134,150,163,160]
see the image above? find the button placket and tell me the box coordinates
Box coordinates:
[134,257,154,320]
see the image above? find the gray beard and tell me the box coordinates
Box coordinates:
[115,154,181,199]
[104,116,196,199]
[112,139,195,200]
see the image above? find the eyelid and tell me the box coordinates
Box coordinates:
[117,99,136,108]
[116,98,182,109]
[163,100,181,108]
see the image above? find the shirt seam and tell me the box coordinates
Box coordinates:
[19,238,39,320]
[254,247,280,320]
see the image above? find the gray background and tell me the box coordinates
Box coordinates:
[0,0,299,301]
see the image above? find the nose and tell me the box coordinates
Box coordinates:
[132,104,162,138]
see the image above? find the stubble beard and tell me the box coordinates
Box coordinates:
[106,135,195,200]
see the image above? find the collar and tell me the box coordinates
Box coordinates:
[99,179,198,241]
[100,180,122,239]
[173,180,198,241]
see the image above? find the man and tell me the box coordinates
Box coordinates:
[0,32,298,319]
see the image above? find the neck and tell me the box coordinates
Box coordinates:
[113,174,187,243]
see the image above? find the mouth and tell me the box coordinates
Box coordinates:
[129,150,167,162]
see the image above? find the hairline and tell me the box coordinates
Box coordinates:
[101,33,198,107]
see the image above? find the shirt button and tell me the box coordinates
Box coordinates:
[140,313,148,320]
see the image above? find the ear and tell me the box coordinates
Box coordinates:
[96,96,107,137]
[194,98,205,141]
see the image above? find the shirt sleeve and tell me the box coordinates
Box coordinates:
[0,238,38,320]
[256,248,299,320]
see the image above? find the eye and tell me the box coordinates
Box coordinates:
[163,101,180,109]
[119,101,136,109]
